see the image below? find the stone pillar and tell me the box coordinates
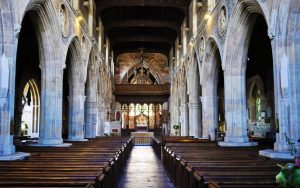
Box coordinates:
[97,106,105,136]
[0,10,29,158]
[67,92,86,141]
[202,83,217,140]
[1,74,30,159]
[85,102,97,138]
[38,66,71,147]
[202,92,216,140]
[219,71,257,147]
[189,102,201,138]
[0,53,15,156]
[182,103,189,136]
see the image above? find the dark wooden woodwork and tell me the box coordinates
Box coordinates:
[113,84,170,95]
[95,0,192,56]
[0,137,133,188]
[152,136,287,188]
[98,0,189,11]
[106,20,180,33]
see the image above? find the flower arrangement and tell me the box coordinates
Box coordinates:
[276,133,300,187]
[173,125,180,136]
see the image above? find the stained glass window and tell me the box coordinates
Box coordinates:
[253,85,261,121]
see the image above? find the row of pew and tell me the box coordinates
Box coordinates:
[152,136,285,188]
[0,137,133,188]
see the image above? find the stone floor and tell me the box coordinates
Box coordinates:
[118,146,175,188]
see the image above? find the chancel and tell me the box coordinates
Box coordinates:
[0,0,299,187]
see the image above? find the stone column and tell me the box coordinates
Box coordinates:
[219,71,257,147]
[182,103,189,136]
[259,56,294,159]
[1,62,29,158]
[38,66,71,146]
[0,53,15,156]
[97,106,105,136]
[189,102,201,138]
[202,93,215,140]
[0,14,29,158]
[68,92,87,141]
[85,102,97,138]
[205,85,218,140]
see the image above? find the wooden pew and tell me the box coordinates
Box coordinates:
[0,137,133,188]
[161,137,285,188]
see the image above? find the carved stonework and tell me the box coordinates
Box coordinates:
[59,4,68,37]
[81,36,87,55]
[218,6,227,36]
[14,24,21,39]
[199,37,205,59]
[89,63,95,76]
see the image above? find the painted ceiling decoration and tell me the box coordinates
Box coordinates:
[115,53,169,84]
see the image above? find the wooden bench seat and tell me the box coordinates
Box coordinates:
[0,137,133,188]
[159,137,284,188]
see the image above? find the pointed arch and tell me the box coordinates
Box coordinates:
[23,0,63,68]
[120,61,164,84]
[223,0,269,72]
[201,37,222,85]
[20,79,40,137]
[65,36,82,79]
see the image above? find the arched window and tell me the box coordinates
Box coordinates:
[252,84,261,121]
[21,79,40,137]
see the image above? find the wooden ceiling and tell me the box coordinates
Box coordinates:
[95,0,192,57]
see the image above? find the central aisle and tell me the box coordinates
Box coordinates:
[118,146,175,188]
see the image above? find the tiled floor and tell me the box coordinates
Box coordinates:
[118,146,175,188]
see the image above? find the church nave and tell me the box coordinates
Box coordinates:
[118,146,174,188]
[0,0,300,187]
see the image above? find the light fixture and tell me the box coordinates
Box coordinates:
[204,14,211,20]
[77,16,83,21]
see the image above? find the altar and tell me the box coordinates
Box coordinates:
[131,132,154,137]
[131,132,154,146]
[135,114,148,131]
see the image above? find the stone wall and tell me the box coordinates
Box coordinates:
[170,0,300,157]
[0,0,114,158]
